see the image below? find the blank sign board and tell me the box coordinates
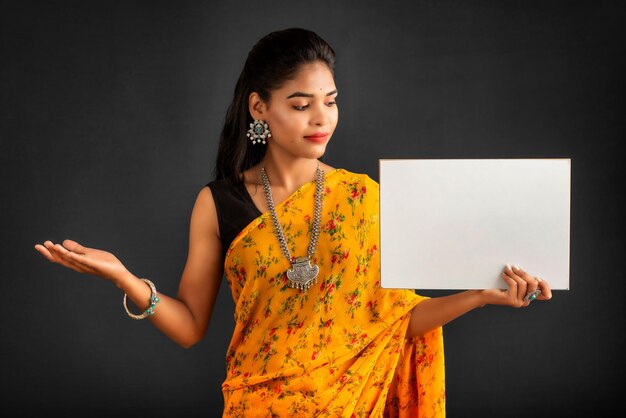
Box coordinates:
[379,159,570,290]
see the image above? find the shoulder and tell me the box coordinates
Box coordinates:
[206,176,238,189]
[188,184,221,239]
[329,168,379,210]
[205,176,243,200]
[332,168,379,190]
[195,184,218,216]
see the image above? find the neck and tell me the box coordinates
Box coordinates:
[260,153,320,191]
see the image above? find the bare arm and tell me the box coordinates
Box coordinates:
[405,264,553,338]
[35,186,224,348]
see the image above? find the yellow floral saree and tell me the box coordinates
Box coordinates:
[221,168,445,417]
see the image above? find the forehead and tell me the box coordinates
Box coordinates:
[278,61,336,92]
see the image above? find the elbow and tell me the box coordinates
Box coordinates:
[177,331,205,349]
[179,341,196,349]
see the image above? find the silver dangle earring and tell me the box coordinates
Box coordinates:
[247,119,271,145]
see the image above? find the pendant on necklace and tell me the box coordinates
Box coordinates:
[286,257,319,291]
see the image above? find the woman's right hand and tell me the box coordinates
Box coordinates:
[34,239,130,283]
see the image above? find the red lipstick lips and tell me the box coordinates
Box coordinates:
[304,132,329,143]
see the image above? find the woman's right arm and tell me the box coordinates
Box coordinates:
[35,186,224,349]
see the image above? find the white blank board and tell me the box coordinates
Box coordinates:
[379,159,570,290]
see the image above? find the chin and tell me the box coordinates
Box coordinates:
[305,146,328,160]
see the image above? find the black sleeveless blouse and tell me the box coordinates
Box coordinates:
[206,177,262,259]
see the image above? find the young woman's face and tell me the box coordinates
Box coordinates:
[250,61,339,160]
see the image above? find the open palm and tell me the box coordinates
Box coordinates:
[34,239,129,282]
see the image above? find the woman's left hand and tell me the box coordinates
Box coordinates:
[481,264,552,307]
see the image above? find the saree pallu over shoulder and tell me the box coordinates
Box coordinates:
[221,168,445,417]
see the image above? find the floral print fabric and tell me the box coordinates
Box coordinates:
[221,168,445,417]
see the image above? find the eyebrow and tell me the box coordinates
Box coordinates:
[286,89,338,99]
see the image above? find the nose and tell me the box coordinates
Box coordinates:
[312,102,331,126]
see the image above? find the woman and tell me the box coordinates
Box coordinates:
[34,28,552,417]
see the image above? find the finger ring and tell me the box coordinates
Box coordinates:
[523,289,541,302]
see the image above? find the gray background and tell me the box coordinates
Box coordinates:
[2,0,624,416]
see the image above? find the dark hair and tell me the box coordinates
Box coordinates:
[214,28,336,181]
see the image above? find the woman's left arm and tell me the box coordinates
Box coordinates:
[406,264,552,338]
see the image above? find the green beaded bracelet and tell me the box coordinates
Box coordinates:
[123,278,161,320]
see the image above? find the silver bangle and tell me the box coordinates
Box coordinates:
[123,278,160,320]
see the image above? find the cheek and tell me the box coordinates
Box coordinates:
[272,111,304,135]
[331,108,339,125]
[272,110,291,126]
[326,109,339,131]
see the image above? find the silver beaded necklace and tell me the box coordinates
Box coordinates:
[259,162,324,292]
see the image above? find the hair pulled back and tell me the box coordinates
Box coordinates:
[214,28,336,181]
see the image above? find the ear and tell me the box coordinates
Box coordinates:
[248,92,268,120]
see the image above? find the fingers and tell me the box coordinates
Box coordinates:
[536,277,552,301]
[37,241,63,264]
[514,265,539,307]
[503,264,527,307]
[46,241,85,271]
[501,264,546,308]
[500,272,519,304]
[34,243,55,262]
[62,239,88,255]
[36,240,97,275]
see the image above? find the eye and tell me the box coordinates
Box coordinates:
[293,101,337,111]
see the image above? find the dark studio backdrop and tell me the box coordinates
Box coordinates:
[1,0,624,416]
